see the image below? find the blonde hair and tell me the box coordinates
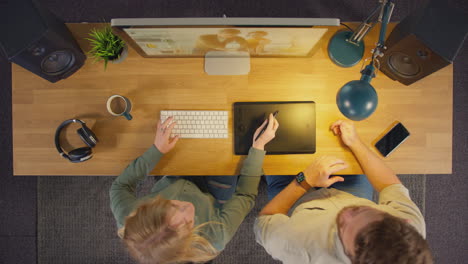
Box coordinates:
[121,196,219,264]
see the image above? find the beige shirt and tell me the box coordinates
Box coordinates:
[254,184,426,264]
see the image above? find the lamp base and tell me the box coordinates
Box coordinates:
[328,31,365,68]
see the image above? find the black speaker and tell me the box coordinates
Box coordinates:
[0,0,86,83]
[380,1,468,86]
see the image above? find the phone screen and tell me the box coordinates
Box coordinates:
[375,122,410,157]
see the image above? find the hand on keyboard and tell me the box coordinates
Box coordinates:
[154,116,179,153]
[160,110,228,139]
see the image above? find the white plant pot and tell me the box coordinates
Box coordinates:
[110,45,128,64]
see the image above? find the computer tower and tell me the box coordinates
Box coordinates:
[379,1,468,86]
[0,0,86,83]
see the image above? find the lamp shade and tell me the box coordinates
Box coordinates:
[336,80,378,121]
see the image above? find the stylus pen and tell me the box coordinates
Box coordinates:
[255,111,279,141]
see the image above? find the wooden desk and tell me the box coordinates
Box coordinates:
[12,23,452,176]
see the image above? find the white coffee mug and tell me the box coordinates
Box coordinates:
[106,95,133,120]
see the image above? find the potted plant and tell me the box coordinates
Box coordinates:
[86,26,127,69]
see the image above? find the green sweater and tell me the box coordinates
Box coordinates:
[109,145,265,251]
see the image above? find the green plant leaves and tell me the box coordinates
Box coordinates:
[86,26,125,70]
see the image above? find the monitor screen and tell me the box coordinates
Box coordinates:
[111,18,340,58]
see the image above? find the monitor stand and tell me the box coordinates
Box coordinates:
[204,51,250,75]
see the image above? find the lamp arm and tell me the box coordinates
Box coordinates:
[349,0,395,48]
[375,0,395,55]
[348,5,381,44]
[364,0,395,82]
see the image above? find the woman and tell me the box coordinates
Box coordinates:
[110,114,279,264]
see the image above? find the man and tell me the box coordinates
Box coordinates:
[254,120,433,264]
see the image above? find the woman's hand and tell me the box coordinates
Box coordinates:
[330,120,362,149]
[154,116,179,154]
[252,113,279,150]
[303,156,348,188]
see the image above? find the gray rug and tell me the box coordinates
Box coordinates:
[38,175,425,264]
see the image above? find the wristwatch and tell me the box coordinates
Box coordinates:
[296,172,312,191]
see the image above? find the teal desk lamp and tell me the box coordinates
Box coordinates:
[331,0,395,121]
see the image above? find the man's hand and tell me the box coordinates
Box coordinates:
[303,156,348,188]
[330,120,362,149]
[252,113,279,150]
[154,116,179,154]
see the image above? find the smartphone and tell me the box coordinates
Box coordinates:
[374,122,410,157]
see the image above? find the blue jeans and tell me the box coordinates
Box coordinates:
[265,174,373,201]
[181,176,239,204]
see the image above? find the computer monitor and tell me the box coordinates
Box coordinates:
[111,18,340,75]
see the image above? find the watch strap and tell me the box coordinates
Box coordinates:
[296,172,312,191]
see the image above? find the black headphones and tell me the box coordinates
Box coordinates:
[54,119,99,163]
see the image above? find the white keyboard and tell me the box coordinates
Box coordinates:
[160,110,228,138]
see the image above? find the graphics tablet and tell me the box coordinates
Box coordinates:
[234,101,316,155]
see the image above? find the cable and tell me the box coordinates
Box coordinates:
[340,22,354,32]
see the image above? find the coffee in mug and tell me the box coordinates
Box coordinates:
[106,95,133,120]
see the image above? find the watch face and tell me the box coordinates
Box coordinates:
[296,172,305,183]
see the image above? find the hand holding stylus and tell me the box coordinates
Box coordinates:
[252,112,279,151]
[255,111,279,141]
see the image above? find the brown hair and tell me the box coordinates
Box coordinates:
[122,196,219,264]
[353,213,433,264]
